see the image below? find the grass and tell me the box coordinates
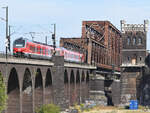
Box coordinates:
[82,106,150,113]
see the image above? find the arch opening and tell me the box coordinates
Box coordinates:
[45,69,53,104]
[81,71,85,102]
[70,70,75,105]
[7,68,20,113]
[22,68,33,113]
[81,71,85,82]
[35,69,43,88]
[45,69,52,87]
[64,70,69,104]
[86,72,89,83]
[85,71,90,100]
[76,70,80,104]
[70,70,75,84]
[64,70,68,84]
[35,68,43,109]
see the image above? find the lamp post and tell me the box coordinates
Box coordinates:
[1,7,9,113]
[2,6,9,59]
[52,24,56,55]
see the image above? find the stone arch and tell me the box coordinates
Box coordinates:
[22,68,33,113]
[76,70,80,104]
[85,71,90,100]
[7,67,20,113]
[81,71,85,82]
[64,69,69,104]
[45,68,53,104]
[70,70,75,83]
[70,70,75,105]
[35,68,43,109]
[64,69,69,84]
[81,70,86,102]
[86,71,90,83]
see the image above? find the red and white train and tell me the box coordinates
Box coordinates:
[13,37,84,63]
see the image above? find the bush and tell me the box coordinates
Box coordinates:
[0,72,7,112]
[36,104,60,113]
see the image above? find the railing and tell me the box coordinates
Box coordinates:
[0,51,14,58]
[121,63,145,67]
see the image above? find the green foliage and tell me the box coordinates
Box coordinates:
[74,104,81,113]
[80,103,84,108]
[36,104,60,113]
[138,105,146,110]
[0,72,7,112]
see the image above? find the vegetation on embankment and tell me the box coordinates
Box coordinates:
[0,72,7,113]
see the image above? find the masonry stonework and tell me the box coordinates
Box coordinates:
[120,20,149,106]
[0,56,92,113]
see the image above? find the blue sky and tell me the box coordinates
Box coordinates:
[0,0,150,52]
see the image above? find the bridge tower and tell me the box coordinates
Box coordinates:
[120,20,149,106]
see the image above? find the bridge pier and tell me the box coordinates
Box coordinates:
[120,67,143,106]
[20,89,22,113]
[52,55,69,109]
[89,73,107,105]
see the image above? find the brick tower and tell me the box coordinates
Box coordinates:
[120,20,149,106]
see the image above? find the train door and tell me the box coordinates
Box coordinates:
[43,47,46,56]
[37,46,40,55]
[35,45,38,54]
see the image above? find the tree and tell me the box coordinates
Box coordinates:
[36,104,60,113]
[0,72,7,112]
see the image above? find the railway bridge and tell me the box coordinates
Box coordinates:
[0,54,96,113]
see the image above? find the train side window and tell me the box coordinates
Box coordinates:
[40,48,42,54]
[58,51,60,55]
[35,46,37,53]
[42,48,45,54]
[48,49,50,55]
[30,46,32,51]
[26,43,29,48]
[32,46,34,52]
[37,47,40,53]
[33,46,35,53]
[32,46,33,52]
[45,48,47,55]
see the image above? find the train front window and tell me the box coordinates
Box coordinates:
[14,39,25,48]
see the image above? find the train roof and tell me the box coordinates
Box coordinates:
[14,37,53,47]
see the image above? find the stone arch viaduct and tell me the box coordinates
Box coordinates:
[0,56,96,113]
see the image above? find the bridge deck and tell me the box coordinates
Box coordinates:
[0,56,96,69]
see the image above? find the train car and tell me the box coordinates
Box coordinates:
[62,47,84,62]
[13,37,84,63]
[13,37,53,59]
